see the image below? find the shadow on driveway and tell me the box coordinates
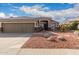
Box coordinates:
[0,33,32,37]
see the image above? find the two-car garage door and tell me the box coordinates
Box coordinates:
[2,23,34,33]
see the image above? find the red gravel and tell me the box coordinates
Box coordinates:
[21,32,79,49]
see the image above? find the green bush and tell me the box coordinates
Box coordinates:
[70,21,78,30]
[58,21,78,32]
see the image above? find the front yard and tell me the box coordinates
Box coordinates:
[22,32,79,49]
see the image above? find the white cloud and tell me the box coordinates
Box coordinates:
[19,4,50,17]
[9,13,18,17]
[0,12,18,18]
[0,13,8,18]
[19,4,79,23]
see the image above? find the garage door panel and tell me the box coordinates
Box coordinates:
[2,23,34,33]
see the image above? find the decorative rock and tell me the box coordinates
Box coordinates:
[43,32,52,38]
[47,36,57,41]
[74,31,79,36]
[76,37,79,40]
[47,36,53,40]
[57,36,66,41]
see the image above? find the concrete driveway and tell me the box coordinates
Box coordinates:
[0,33,32,48]
[0,33,32,54]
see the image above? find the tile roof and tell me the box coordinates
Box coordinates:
[0,16,59,23]
[0,17,52,21]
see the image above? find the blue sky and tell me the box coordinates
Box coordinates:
[0,3,78,23]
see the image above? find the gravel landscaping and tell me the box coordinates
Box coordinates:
[22,32,79,49]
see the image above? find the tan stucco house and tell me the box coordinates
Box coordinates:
[0,17,59,33]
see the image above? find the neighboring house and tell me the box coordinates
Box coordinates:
[0,17,59,33]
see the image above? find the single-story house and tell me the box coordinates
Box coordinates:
[0,17,59,33]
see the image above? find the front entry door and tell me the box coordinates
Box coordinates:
[44,21,48,30]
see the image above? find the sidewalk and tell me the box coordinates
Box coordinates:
[1,48,79,55]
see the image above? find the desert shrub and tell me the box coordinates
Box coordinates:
[58,21,78,32]
[70,21,78,30]
[58,24,70,32]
